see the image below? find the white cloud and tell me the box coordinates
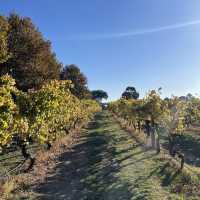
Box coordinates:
[68,19,200,40]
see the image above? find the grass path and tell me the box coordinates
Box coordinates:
[35,111,181,200]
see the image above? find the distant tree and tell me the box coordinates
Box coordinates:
[122,86,139,100]
[0,16,9,63]
[60,64,91,99]
[0,13,61,91]
[164,97,170,101]
[186,93,193,101]
[91,90,108,102]
[179,96,187,101]
[179,94,194,102]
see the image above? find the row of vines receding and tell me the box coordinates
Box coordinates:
[108,90,200,170]
[0,13,102,176]
[0,75,101,173]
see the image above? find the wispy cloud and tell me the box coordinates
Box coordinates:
[68,19,200,40]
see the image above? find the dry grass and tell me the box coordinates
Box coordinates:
[0,125,85,199]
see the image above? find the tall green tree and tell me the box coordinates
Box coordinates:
[0,16,9,63]
[91,90,108,102]
[122,86,139,100]
[0,13,61,91]
[60,64,91,99]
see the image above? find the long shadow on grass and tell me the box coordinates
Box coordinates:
[162,134,200,167]
[158,163,181,186]
[35,113,135,200]
[176,134,200,167]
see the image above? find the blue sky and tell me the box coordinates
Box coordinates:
[1,0,200,101]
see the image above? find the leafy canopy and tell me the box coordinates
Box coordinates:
[60,64,91,99]
[91,90,108,102]
[0,16,9,63]
[122,86,139,100]
[0,13,61,91]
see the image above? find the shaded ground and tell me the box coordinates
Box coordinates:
[0,144,41,177]
[34,111,181,200]
[160,125,200,167]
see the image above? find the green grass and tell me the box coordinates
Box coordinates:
[34,111,200,200]
[91,112,178,200]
